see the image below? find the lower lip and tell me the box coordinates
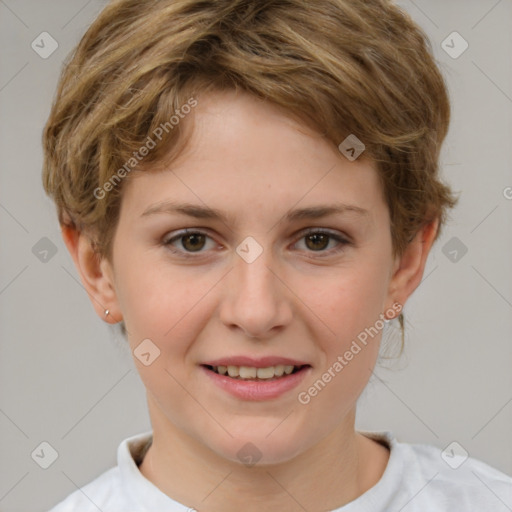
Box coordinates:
[201,365,311,401]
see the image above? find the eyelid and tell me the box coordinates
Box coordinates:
[162,227,351,256]
[296,226,350,242]
[292,227,351,256]
[163,228,219,249]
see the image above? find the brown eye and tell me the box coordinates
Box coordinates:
[294,229,350,256]
[164,230,215,254]
[305,233,330,251]
[180,233,206,252]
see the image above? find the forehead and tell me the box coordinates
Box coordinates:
[120,89,386,223]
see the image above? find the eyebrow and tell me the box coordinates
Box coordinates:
[141,200,369,223]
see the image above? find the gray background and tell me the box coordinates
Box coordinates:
[0,1,511,511]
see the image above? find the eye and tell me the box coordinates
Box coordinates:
[162,228,351,257]
[163,229,217,254]
[293,228,350,255]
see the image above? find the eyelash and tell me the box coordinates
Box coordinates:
[162,228,351,258]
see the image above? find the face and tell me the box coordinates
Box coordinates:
[98,90,406,464]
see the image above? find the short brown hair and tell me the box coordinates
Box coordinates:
[42,0,458,342]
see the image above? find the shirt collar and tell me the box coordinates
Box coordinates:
[117,430,403,511]
[118,430,190,511]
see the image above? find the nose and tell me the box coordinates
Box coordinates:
[219,246,293,339]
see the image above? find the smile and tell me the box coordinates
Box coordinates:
[200,360,312,401]
[205,364,306,380]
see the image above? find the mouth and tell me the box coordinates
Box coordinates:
[202,364,309,381]
[200,359,312,401]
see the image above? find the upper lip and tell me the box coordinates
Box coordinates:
[202,356,310,368]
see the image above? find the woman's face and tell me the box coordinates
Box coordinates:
[104,89,405,464]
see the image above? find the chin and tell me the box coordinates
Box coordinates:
[205,425,312,467]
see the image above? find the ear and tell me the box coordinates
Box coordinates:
[60,224,122,324]
[385,218,439,317]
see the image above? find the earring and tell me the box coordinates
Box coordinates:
[104,309,110,318]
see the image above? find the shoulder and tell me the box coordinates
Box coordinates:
[416,442,510,493]
[47,466,124,512]
[47,431,155,512]
[388,433,512,510]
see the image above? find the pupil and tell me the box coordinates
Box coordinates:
[306,233,328,251]
[180,233,329,252]
[183,234,205,251]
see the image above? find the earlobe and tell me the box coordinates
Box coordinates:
[60,225,122,324]
[386,218,439,310]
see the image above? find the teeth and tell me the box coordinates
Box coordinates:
[211,364,302,380]
[239,366,257,378]
[227,365,239,377]
[256,367,274,379]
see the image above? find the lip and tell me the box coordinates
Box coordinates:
[200,364,312,401]
[202,356,309,368]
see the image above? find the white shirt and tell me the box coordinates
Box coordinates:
[48,430,512,511]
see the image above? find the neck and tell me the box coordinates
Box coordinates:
[139,398,388,512]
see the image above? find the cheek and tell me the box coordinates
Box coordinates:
[295,270,386,422]
[118,261,219,427]
[293,260,389,405]
[115,250,219,347]
[304,262,390,344]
